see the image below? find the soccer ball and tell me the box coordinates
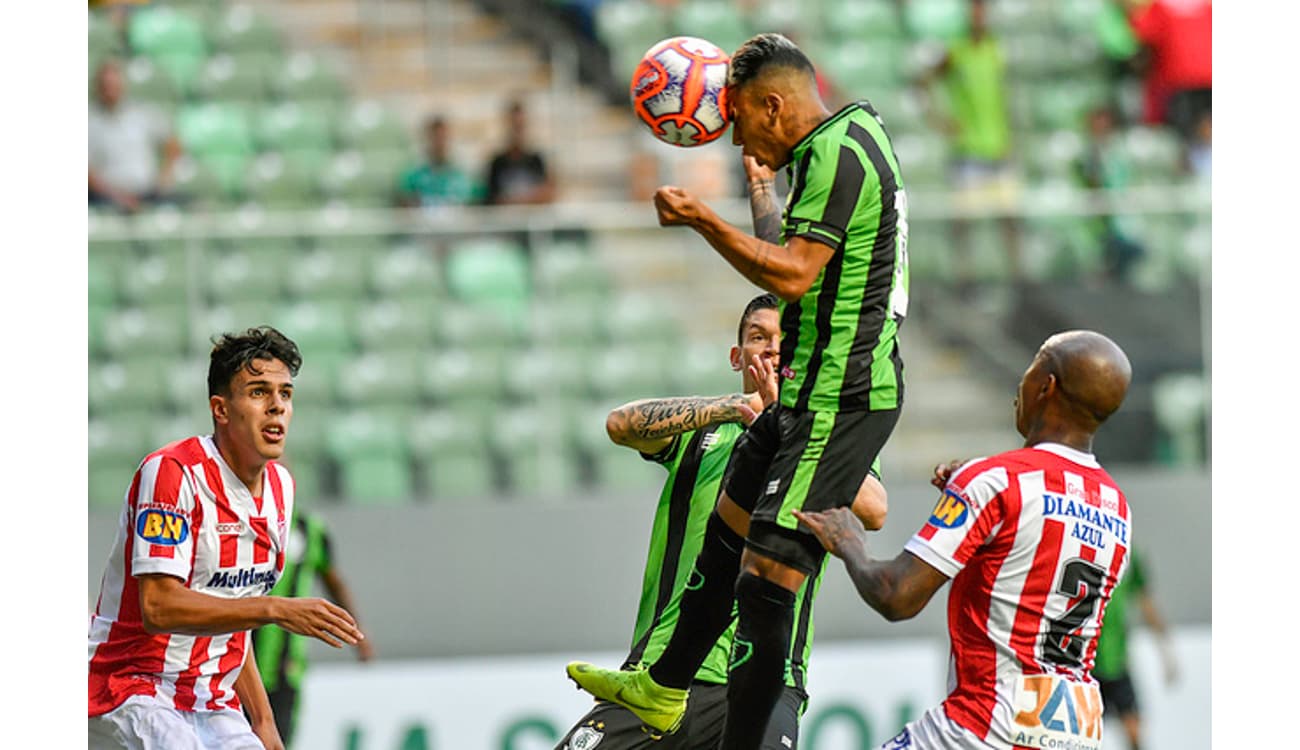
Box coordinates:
[630,36,731,147]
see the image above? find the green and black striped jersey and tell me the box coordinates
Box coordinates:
[779,100,910,414]
[628,422,823,691]
[255,514,332,693]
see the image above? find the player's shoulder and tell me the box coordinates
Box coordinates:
[144,435,207,470]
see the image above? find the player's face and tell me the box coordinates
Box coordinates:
[728,85,783,170]
[1014,351,1049,438]
[732,308,781,392]
[212,358,294,465]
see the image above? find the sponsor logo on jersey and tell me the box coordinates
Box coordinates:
[567,721,604,749]
[216,522,244,535]
[779,366,797,380]
[1011,675,1102,750]
[1042,494,1129,547]
[136,509,189,546]
[701,432,720,451]
[881,728,912,749]
[928,490,969,528]
[207,567,278,592]
[765,479,781,496]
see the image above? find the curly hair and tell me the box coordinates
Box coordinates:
[207,326,302,397]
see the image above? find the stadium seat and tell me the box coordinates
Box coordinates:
[162,356,209,413]
[271,52,346,101]
[1027,80,1108,131]
[284,246,370,299]
[255,101,336,158]
[489,407,581,496]
[600,293,681,346]
[128,6,208,93]
[170,156,229,208]
[1025,129,1086,182]
[88,245,123,310]
[122,56,181,110]
[1152,373,1208,467]
[903,0,968,42]
[272,299,358,355]
[670,339,739,396]
[822,38,907,92]
[208,5,284,55]
[368,242,443,299]
[426,453,497,500]
[335,101,410,153]
[102,305,191,358]
[203,244,290,303]
[501,346,588,403]
[177,102,256,161]
[407,408,489,458]
[419,348,506,405]
[594,0,670,80]
[585,345,672,399]
[1122,127,1183,183]
[318,150,401,208]
[242,153,321,210]
[670,0,749,54]
[749,0,807,40]
[532,241,612,299]
[89,11,125,61]
[525,299,605,350]
[326,410,414,503]
[590,440,664,492]
[820,0,906,42]
[116,247,191,307]
[355,298,438,350]
[888,131,946,189]
[89,358,172,415]
[433,304,524,352]
[279,455,328,505]
[334,350,425,407]
[193,53,269,102]
[89,416,155,508]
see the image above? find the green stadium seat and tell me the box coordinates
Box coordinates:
[193,53,269,102]
[170,156,228,208]
[1152,373,1208,467]
[88,249,121,310]
[749,0,807,40]
[255,101,336,157]
[501,346,588,403]
[408,409,489,457]
[272,300,358,355]
[1025,130,1086,182]
[101,306,191,358]
[89,416,155,508]
[335,101,410,152]
[89,303,112,358]
[208,5,284,55]
[525,300,604,350]
[149,413,211,452]
[820,0,905,42]
[89,12,125,61]
[489,407,581,496]
[670,339,741,396]
[419,348,506,405]
[203,244,289,303]
[178,102,255,160]
[594,0,670,79]
[271,52,346,101]
[590,439,664,492]
[89,358,171,415]
[903,0,968,42]
[585,345,672,399]
[433,304,524,351]
[426,453,497,500]
[163,356,209,413]
[533,241,611,299]
[128,7,208,93]
[889,131,947,189]
[1122,127,1183,183]
[242,153,321,210]
[318,150,401,208]
[600,293,680,345]
[117,248,191,306]
[670,0,749,54]
[821,38,907,93]
[1027,81,1108,131]
[355,298,438,350]
[334,350,425,407]
[369,242,443,298]
[283,245,370,299]
[326,411,414,503]
[122,56,180,110]
[278,455,327,505]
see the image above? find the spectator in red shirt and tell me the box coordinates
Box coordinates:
[1128,0,1212,138]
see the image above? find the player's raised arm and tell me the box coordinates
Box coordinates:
[606,390,765,456]
[793,508,949,622]
[744,155,782,244]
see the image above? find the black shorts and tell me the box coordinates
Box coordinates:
[555,682,807,749]
[724,402,899,575]
[1099,673,1140,717]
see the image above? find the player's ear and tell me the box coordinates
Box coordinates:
[210,394,229,425]
[729,345,743,371]
[764,91,783,121]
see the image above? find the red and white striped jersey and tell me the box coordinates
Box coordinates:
[88,435,295,717]
[903,443,1130,750]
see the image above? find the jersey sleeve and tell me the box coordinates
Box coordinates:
[903,462,1010,578]
[784,135,874,251]
[130,455,200,580]
[639,433,685,467]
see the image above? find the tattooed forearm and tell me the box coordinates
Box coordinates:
[748,177,783,244]
[615,394,750,440]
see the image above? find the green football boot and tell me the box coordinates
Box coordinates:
[566,662,688,734]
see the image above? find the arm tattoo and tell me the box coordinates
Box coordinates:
[619,394,749,440]
[748,177,783,244]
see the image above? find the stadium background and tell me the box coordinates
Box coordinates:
[87,0,1211,747]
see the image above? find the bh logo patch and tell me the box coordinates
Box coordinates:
[136,509,189,545]
[928,490,969,528]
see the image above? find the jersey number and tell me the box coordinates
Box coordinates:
[1043,558,1106,666]
[888,189,910,319]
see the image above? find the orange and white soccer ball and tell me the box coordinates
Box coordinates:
[630,36,731,147]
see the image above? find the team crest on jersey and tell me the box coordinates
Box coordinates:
[927,489,969,528]
[567,721,604,749]
[136,508,189,545]
[881,728,912,748]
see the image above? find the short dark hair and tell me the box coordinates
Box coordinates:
[728,33,815,89]
[207,327,302,397]
[737,293,780,345]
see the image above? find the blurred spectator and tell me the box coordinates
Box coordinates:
[1076,106,1145,283]
[918,0,1023,287]
[484,99,556,206]
[1185,110,1211,181]
[88,59,183,213]
[396,115,483,209]
[1126,0,1212,140]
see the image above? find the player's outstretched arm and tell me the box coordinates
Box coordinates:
[794,508,949,622]
[744,155,782,244]
[654,185,834,302]
[137,574,363,647]
[234,638,286,750]
[607,390,765,455]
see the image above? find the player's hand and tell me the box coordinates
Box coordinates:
[737,355,778,426]
[794,507,869,559]
[272,597,364,649]
[743,154,776,184]
[654,185,703,226]
[357,634,376,662]
[931,459,966,490]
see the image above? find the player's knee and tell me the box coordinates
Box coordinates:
[852,474,889,530]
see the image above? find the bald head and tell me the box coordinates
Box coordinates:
[1015,330,1132,448]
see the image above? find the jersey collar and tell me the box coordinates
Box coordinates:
[1031,442,1100,468]
[790,101,864,157]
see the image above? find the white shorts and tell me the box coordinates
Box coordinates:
[88,694,264,750]
[878,706,1002,750]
